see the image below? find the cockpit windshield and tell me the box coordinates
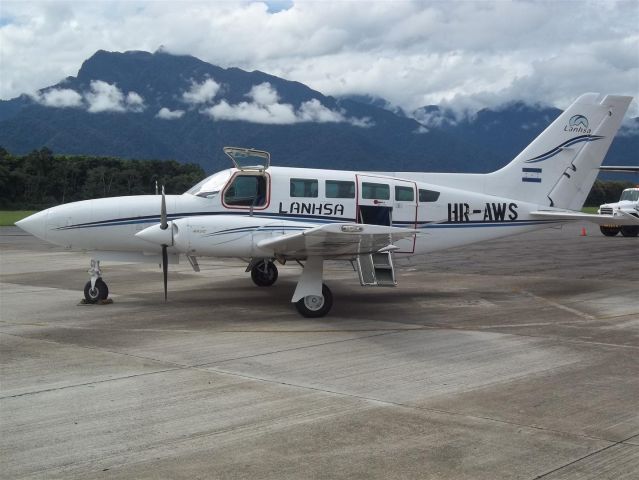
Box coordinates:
[185,169,233,197]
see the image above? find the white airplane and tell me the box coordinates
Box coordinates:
[17,93,638,317]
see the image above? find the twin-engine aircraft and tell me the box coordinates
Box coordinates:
[17,93,638,317]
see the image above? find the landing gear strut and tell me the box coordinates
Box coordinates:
[250,260,278,287]
[84,259,109,303]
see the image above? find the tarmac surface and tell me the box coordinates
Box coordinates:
[1,224,638,479]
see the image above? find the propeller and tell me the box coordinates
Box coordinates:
[160,186,169,301]
[134,186,175,301]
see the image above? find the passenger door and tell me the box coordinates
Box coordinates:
[356,175,417,253]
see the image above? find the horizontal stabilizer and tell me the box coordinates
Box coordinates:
[599,166,639,173]
[530,210,639,226]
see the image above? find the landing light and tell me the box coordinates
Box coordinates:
[341,225,363,233]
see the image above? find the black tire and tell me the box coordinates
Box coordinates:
[295,284,333,318]
[599,225,620,237]
[251,260,278,287]
[620,226,639,237]
[84,278,109,303]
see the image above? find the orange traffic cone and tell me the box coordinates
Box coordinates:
[581,227,587,236]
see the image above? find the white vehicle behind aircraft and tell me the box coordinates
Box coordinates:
[17,93,638,317]
[598,187,639,237]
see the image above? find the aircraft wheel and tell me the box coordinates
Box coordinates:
[620,226,639,237]
[251,260,278,287]
[295,284,333,318]
[84,278,109,303]
[599,225,620,237]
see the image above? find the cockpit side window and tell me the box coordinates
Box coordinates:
[186,169,232,197]
[224,174,268,207]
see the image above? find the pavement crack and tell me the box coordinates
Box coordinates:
[531,433,639,479]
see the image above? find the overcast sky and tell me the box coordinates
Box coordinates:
[1,0,638,116]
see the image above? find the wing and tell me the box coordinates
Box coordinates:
[257,223,418,258]
[530,210,639,226]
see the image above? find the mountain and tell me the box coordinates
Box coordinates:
[0,50,637,174]
[416,102,639,174]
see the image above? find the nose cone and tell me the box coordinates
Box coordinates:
[136,223,174,246]
[15,210,49,240]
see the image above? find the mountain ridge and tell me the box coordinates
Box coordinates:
[0,50,636,174]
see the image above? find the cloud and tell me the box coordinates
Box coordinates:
[618,117,639,137]
[126,91,145,112]
[204,82,372,126]
[1,1,637,117]
[85,80,125,112]
[33,88,83,108]
[85,80,145,113]
[182,78,221,104]
[156,107,185,120]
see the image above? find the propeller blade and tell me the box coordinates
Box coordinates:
[160,185,168,230]
[162,244,168,301]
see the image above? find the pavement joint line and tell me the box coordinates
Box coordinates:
[182,330,404,367]
[530,433,639,480]
[597,312,639,321]
[0,329,402,398]
[517,290,596,320]
[0,322,425,333]
[1,327,636,447]
[205,365,620,446]
[462,330,639,351]
[0,366,185,400]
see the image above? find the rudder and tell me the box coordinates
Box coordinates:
[486,93,633,209]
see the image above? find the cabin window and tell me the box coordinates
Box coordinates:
[362,182,390,200]
[326,180,355,199]
[224,175,267,206]
[395,186,414,202]
[418,189,440,203]
[290,178,318,198]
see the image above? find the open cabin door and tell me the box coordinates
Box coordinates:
[223,147,270,172]
[356,174,417,253]
[222,147,271,211]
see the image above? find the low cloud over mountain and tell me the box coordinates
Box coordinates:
[0,50,636,174]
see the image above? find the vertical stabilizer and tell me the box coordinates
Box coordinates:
[485,93,633,209]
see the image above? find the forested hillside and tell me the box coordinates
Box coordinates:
[0,147,204,209]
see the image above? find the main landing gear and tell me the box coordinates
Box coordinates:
[250,259,279,287]
[248,256,334,317]
[295,283,333,318]
[83,259,109,303]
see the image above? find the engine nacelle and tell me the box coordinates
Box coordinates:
[167,215,312,257]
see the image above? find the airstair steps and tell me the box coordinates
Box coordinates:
[356,252,396,287]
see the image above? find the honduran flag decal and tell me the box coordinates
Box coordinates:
[522,167,542,183]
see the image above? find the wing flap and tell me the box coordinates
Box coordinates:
[257,223,418,258]
[530,210,639,226]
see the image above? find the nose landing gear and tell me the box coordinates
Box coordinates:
[83,259,109,303]
[250,259,279,287]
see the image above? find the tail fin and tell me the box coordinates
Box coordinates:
[486,93,633,210]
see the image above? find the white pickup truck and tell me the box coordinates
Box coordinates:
[598,187,639,237]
